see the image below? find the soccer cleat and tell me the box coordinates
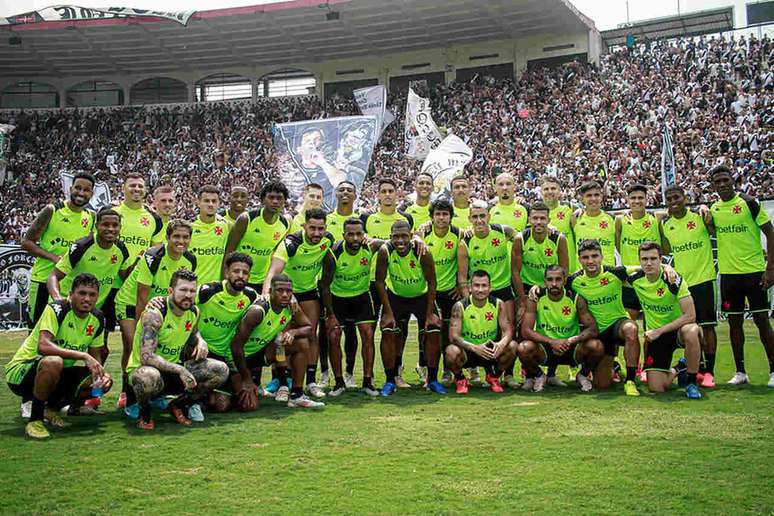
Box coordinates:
[20,400,31,419]
[701,372,716,389]
[287,395,325,409]
[319,371,330,387]
[150,397,169,410]
[567,365,580,382]
[124,403,140,420]
[44,408,67,428]
[455,378,470,394]
[344,373,357,389]
[136,419,155,430]
[117,391,127,409]
[363,384,380,397]
[380,382,397,397]
[415,365,428,384]
[697,372,705,383]
[685,383,702,399]
[170,405,192,426]
[188,404,204,422]
[727,372,750,385]
[441,370,453,386]
[394,376,411,388]
[25,420,50,439]
[639,369,648,383]
[329,384,346,397]
[768,372,774,388]
[306,383,327,398]
[546,375,566,387]
[612,361,622,383]
[275,386,290,403]
[260,385,274,398]
[532,375,547,393]
[624,380,640,397]
[576,372,593,392]
[84,397,101,409]
[265,378,280,394]
[521,377,535,391]
[485,375,504,393]
[503,375,521,389]
[468,368,481,384]
[426,380,447,394]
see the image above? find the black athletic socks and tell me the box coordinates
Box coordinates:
[734,358,746,374]
[290,387,303,400]
[427,367,438,383]
[306,365,317,385]
[626,366,637,383]
[385,368,397,384]
[687,372,698,386]
[30,397,45,422]
[705,353,716,375]
[275,366,288,386]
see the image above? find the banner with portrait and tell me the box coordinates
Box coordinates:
[60,172,112,211]
[273,116,379,210]
[0,245,34,330]
[420,134,473,198]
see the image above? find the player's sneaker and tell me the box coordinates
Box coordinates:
[124,403,140,420]
[44,408,67,428]
[727,372,749,385]
[768,372,774,388]
[319,371,330,387]
[576,372,593,392]
[468,367,481,384]
[187,404,204,422]
[624,380,640,397]
[455,378,470,394]
[685,383,702,399]
[567,365,580,382]
[20,400,31,419]
[441,370,453,386]
[84,397,101,410]
[394,375,411,388]
[380,382,397,397]
[533,375,547,393]
[306,383,327,398]
[344,373,357,389]
[25,420,50,439]
[415,365,428,384]
[150,397,169,410]
[136,419,155,430]
[170,405,192,426]
[546,375,566,387]
[260,385,275,398]
[521,377,535,391]
[363,384,380,397]
[700,372,716,389]
[275,386,290,403]
[485,375,504,393]
[265,378,280,394]
[117,391,127,409]
[503,375,521,389]
[329,384,346,397]
[287,395,325,409]
[639,369,648,383]
[612,361,622,383]
[426,380,447,394]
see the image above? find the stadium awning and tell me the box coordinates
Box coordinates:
[601,6,734,47]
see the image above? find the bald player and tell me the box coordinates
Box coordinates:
[489,172,528,232]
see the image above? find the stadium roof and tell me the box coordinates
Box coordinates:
[600,6,734,47]
[0,0,595,79]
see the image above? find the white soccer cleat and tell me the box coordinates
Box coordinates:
[468,367,481,384]
[275,386,290,403]
[546,375,567,387]
[503,375,521,389]
[441,370,453,386]
[343,373,357,389]
[319,371,330,387]
[768,372,774,388]
[287,395,325,409]
[727,372,750,385]
[532,375,547,392]
[20,400,31,419]
[576,372,593,392]
[363,385,380,397]
[328,385,346,397]
[306,383,327,398]
[521,377,535,391]
[415,365,428,384]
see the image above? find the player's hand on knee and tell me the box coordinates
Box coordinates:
[179,369,197,390]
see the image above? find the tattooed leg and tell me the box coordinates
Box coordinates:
[185,358,229,400]
[131,366,163,422]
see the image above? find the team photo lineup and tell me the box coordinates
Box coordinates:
[6,154,774,438]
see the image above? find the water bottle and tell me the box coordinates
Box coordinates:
[91,378,104,398]
[275,335,286,363]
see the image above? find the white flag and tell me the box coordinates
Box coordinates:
[420,134,472,198]
[661,123,676,204]
[404,88,442,160]
[0,124,14,184]
[353,85,393,138]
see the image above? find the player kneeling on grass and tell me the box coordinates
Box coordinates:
[628,242,703,399]
[211,273,320,410]
[5,273,112,439]
[519,265,604,393]
[446,270,518,394]
[127,269,229,430]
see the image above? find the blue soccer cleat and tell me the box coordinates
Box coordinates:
[265,379,280,394]
[380,382,397,397]
[426,380,447,395]
[124,403,140,420]
[686,383,702,399]
[150,397,168,410]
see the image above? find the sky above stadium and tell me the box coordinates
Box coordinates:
[0,0,741,29]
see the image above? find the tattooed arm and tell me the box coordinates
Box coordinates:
[139,309,196,389]
[21,205,58,263]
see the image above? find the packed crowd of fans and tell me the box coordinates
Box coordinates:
[1,32,772,243]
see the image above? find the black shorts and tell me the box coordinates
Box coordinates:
[720,272,770,315]
[101,289,118,333]
[218,351,270,394]
[436,289,458,321]
[8,360,91,407]
[332,292,376,325]
[622,286,642,311]
[643,330,681,372]
[386,292,440,334]
[688,280,717,326]
[599,317,629,356]
[461,349,498,369]
[491,285,515,302]
[27,280,50,329]
[540,343,579,367]
[295,289,320,303]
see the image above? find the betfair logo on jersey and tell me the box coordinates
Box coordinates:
[462,329,497,342]
[587,295,618,306]
[537,321,574,336]
[671,240,705,253]
[51,236,79,248]
[621,236,650,247]
[716,224,749,234]
[203,317,238,329]
[291,263,321,272]
[472,255,505,266]
[121,235,151,247]
[393,277,422,286]
[157,342,184,357]
[641,301,673,314]
[191,247,225,256]
[435,257,454,267]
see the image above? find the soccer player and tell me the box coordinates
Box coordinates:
[320,218,384,396]
[572,180,616,267]
[225,180,290,292]
[422,198,469,383]
[404,172,433,229]
[375,220,445,396]
[114,219,197,409]
[5,273,112,439]
[127,269,229,430]
[541,176,577,273]
[222,185,249,225]
[446,270,517,394]
[519,265,604,392]
[566,240,641,395]
[189,185,230,284]
[661,185,718,388]
[489,172,528,232]
[615,184,661,319]
[706,165,774,387]
[450,176,472,230]
[22,171,95,329]
[264,208,335,398]
[628,242,703,398]
[151,182,176,239]
[228,274,321,409]
[290,183,324,233]
[115,172,164,261]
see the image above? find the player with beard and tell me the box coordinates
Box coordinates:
[22,171,95,329]
[222,185,248,226]
[488,172,528,232]
[572,181,616,267]
[127,269,229,430]
[189,185,230,284]
[404,172,434,229]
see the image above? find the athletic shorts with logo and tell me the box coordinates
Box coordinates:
[643,330,682,371]
[720,272,770,315]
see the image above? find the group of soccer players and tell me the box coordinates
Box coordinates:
[6,164,774,439]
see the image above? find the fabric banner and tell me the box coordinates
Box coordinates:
[0,124,13,184]
[420,133,473,198]
[60,172,112,211]
[353,85,394,137]
[0,245,33,331]
[2,6,195,26]
[661,123,676,204]
[273,116,379,210]
[404,88,442,160]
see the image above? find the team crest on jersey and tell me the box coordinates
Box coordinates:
[273,232,281,240]
[656,287,665,297]
[491,238,501,247]
[555,211,565,220]
[359,257,369,266]
[280,316,287,325]
[600,277,609,286]
[110,254,118,264]
[599,221,608,229]
[513,209,523,218]
[544,248,554,257]
[81,218,89,228]
[86,324,94,336]
[485,311,494,321]
[733,205,742,214]
[185,320,192,332]
[562,305,571,316]
[445,241,453,249]
[215,226,223,236]
[320,243,328,251]
[237,300,245,310]
[140,217,150,227]
[642,220,652,229]
[687,221,696,230]
[409,260,416,269]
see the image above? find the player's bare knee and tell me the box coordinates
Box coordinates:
[444,344,462,365]
[622,321,639,340]
[39,355,64,372]
[132,366,163,399]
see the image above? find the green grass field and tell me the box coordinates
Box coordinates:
[0,322,772,515]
